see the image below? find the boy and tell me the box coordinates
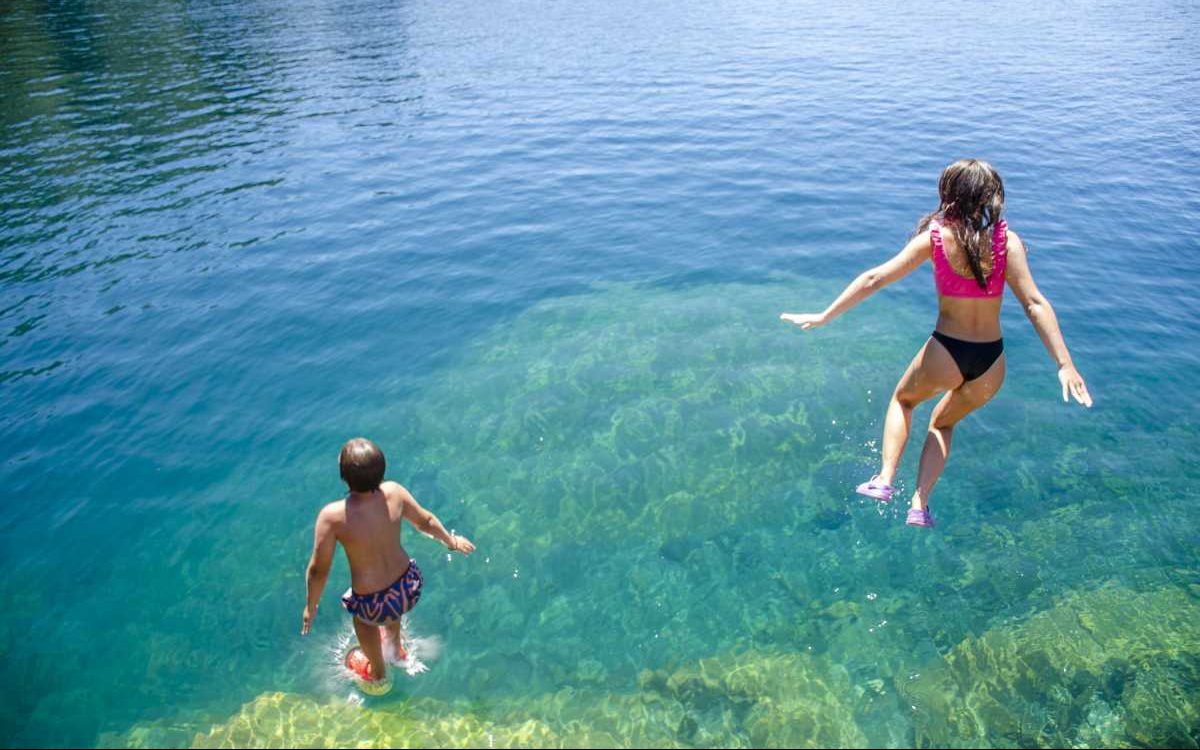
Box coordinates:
[302,438,474,688]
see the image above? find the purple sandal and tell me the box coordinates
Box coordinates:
[906,508,935,528]
[855,476,895,503]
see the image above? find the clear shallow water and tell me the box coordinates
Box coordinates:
[1,0,1199,746]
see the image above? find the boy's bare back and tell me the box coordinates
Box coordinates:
[319,481,414,595]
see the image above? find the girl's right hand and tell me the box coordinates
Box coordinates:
[780,312,827,330]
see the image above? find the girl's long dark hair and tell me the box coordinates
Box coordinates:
[916,159,1005,289]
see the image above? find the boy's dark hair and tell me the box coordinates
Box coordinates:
[339,438,385,493]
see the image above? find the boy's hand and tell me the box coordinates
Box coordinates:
[301,604,317,636]
[449,534,475,555]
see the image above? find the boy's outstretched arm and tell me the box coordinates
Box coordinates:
[302,505,337,635]
[781,231,932,329]
[399,484,475,555]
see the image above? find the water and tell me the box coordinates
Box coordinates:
[2,0,1199,746]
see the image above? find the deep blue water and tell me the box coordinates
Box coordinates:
[2,0,1199,747]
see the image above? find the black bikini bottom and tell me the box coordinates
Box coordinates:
[930,331,1004,382]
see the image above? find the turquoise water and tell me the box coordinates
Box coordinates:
[2,0,1199,746]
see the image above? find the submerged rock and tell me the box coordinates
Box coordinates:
[900,584,1200,748]
[112,648,867,748]
[99,281,1200,748]
[181,692,560,749]
[647,650,868,748]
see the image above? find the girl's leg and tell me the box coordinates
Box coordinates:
[877,339,962,485]
[911,354,1006,510]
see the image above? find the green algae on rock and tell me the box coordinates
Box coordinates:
[900,584,1200,748]
[191,693,560,749]
[393,281,925,681]
[112,648,867,748]
[403,281,883,546]
[639,649,868,748]
[95,280,1200,749]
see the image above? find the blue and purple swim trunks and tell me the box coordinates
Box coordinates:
[341,561,423,626]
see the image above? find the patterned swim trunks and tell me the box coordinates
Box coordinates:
[341,561,423,626]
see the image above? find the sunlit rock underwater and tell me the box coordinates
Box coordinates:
[106,584,1200,749]
[900,584,1200,749]
[113,648,867,748]
[390,281,928,686]
[98,281,1200,748]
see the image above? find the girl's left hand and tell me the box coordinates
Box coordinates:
[780,312,826,330]
[1058,365,1093,407]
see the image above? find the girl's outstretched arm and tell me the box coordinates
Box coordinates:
[781,231,932,329]
[1004,231,1093,407]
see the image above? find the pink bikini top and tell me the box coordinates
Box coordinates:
[930,218,1008,298]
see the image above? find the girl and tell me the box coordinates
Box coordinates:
[781,159,1092,528]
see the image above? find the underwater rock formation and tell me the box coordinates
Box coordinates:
[113,648,867,748]
[900,584,1200,748]
[639,649,867,748]
[100,282,1200,749]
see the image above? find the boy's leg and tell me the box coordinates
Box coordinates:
[353,617,387,681]
[382,620,408,662]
